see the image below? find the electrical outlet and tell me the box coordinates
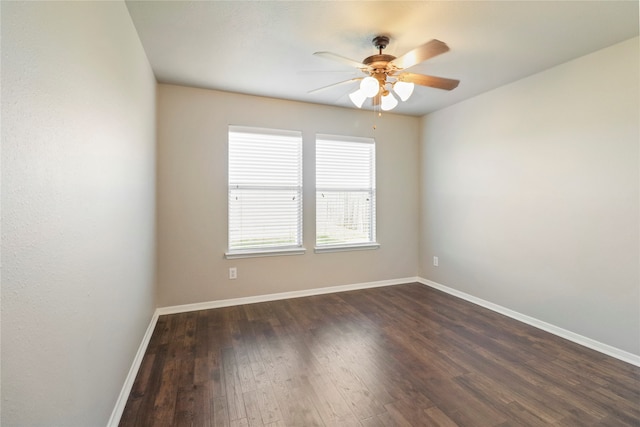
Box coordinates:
[229,267,237,280]
[433,256,439,267]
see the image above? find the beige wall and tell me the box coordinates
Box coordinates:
[1,2,157,425]
[419,37,639,355]
[156,84,420,306]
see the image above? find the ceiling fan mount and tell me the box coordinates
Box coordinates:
[311,35,460,111]
[372,35,390,50]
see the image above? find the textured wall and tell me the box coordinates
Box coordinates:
[156,84,420,307]
[1,2,157,425]
[419,37,639,355]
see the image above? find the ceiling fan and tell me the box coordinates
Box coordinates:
[311,36,460,111]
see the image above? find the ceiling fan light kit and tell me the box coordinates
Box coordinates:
[380,92,398,111]
[313,35,460,112]
[348,89,367,108]
[393,80,415,101]
[359,76,380,97]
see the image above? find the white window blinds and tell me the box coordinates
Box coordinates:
[228,126,303,254]
[316,134,377,248]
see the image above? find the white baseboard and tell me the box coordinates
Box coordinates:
[107,310,160,427]
[156,276,419,315]
[417,277,640,367]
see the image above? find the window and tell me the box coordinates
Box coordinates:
[226,126,304,258]
[316,134,378,252]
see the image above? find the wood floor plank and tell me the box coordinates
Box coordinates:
[270,376,325,426]
[359,415,386,427]
[221,347,247,421]
[255,385,283,425]
[326,362,386,421]
[424,407,460,427]
[120,283,640,426]
[211,395,230,427]
[193,383,213,427]
[242,390,262,427]
[150,357,179,427]
[119,352,156,424]
[229,418,249,427]
[173,386,196,426]
[379,403,414,427]
[306,370,357,425]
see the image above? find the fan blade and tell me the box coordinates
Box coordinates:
[308,78,362,94]
[391,39,450,70]
[398,73,460,91]
[313,51,366,69]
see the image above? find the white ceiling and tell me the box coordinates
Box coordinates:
[125,1,639,116]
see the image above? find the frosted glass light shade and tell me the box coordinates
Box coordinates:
[381,92,398,111]
[360,77,380,97]
[394,81,414,101]
[349,89,367,108]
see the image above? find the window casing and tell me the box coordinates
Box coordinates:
[315,134,378,252]
[226,126,304,258]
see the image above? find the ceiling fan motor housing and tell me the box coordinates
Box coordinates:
[363,54,397,70]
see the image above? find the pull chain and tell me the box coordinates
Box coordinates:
[373,100,381,130]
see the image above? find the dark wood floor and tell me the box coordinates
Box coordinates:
[120,283,640,426]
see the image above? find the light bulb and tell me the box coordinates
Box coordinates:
[360,77,380,98]
[381,92,398,111]
[393,81,414,101]
[349,89,367,108]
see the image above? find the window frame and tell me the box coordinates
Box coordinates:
[314,133,379,253]
[225,125,306,259]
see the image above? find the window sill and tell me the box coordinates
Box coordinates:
[225,247,306,259]
[314,243,380,254]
